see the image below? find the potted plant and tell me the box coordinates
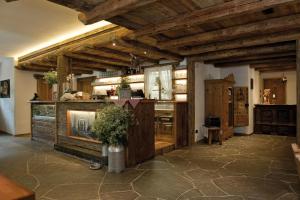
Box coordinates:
[43,71,58,100]
[93,104,132,173]
[117,77,131,99]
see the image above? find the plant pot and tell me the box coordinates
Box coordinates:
[102,144,108,157]
[102,144,108,165]
[119,88,131,99]
[108,145,125,173]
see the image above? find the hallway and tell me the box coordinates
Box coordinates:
[0,134,299,200]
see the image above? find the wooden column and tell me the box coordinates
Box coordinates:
[187,57,195,146]
[297,40,300,145]
[57,54,71,98]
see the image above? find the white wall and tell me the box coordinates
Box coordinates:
[14,69,36,135]
[194,62,220,141]
[0,56,15,134]
[260,71,296,105]
[0,56,36,135]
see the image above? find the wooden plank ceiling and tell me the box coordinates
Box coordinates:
[9,0,300,73]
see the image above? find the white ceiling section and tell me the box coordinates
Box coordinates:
[0,0,110,59]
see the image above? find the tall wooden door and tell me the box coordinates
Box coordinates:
[77,77,96,95]
[263,78,286,104]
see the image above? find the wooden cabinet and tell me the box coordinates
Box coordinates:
[205,75,235,139]
[254,104,296,136]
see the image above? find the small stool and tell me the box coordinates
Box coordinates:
[207,127,222,145]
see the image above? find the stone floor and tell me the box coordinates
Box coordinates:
[0,134,299,200]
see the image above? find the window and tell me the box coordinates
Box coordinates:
[144,65,173,100]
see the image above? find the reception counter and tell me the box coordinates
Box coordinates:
[30,100,155,167]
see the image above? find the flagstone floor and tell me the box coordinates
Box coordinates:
[0,134,299,200]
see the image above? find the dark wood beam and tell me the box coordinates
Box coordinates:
[251,62,296,69]
[65,53,131,67]
[179,29,300,55]
[71,60,122,71]
[297,39,300,144]
[78,0,158,25]
[258,66,296,72]
[133,0,297,37]
[205,51,296,64]
[113,39,182,61]
[194,42,295,61]
[158,14,300,48]
[57,55,71,97]
[215,57,296,67]
[79,47,132,62]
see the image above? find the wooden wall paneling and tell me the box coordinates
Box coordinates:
[263,78,286,104]
[234,87,249,127]
[77,76,96,95]
[37,78,52,101]
[187,58,195,146]
[174,102,188,148]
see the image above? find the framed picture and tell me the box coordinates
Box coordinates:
[0,79,10,98]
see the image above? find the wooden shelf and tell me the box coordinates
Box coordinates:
[92,81,144,86]
[173,78,187,80]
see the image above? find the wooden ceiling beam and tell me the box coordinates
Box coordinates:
[78,0,159,25]
[65,52,131,67]
[132,0,297,37]
[18,25,129,64]
[258,66,296,72]
[158,14,300,48]
[194,42,295,61]
[205,51,296,64]
[214,57,296,68]
[112,39,182,61]
[71,60,121,71]
[179,29,300,55]
[251,63,296,69]
[78,47,132,62]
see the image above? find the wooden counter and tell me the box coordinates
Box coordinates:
[254,104,296,136]
[0,174,35,200]
[30,100,155,167]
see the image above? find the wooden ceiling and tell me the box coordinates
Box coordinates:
[9,0,300,73]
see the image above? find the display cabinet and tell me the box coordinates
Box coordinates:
[205,75,235,139]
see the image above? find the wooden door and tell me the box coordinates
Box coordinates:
[37,79,52,101]
[77,77,96,95]
[233,87,249,127]
[263,78,286,104]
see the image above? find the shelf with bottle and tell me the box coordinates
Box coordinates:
[92,74,144,86]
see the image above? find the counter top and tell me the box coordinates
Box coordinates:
[255,104,296,106]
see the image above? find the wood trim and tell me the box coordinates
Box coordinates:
[187,58,196,146]
[297,40,300,144]
[79,0,158,25]
[133,0,297,37]
[159,14,300,48]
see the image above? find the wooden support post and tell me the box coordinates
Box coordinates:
[297,40,300,145]
[57,54,71,99]
[187,58,195,146]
